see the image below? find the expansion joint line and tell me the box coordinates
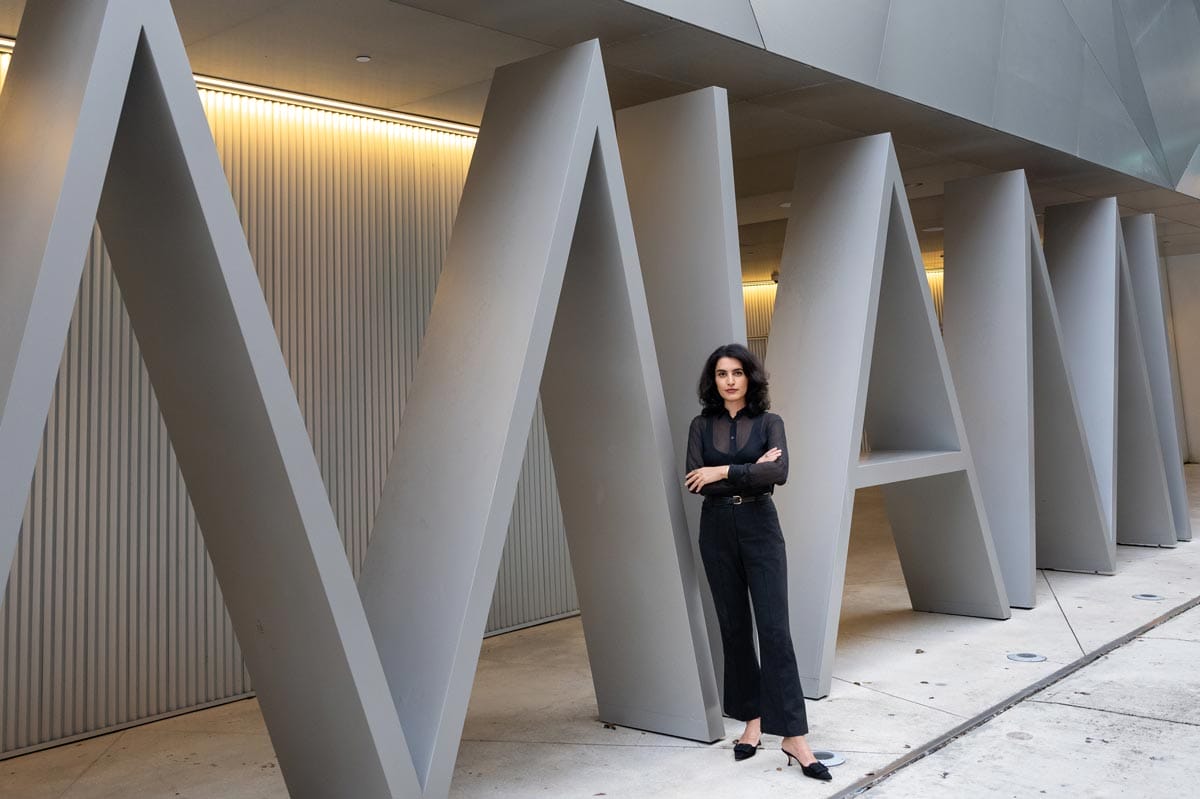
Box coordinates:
[1027,698,1200,729]
[831,594,1200,798]
[1043,570,1086,656]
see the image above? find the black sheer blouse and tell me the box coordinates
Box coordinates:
[685,410,789,496]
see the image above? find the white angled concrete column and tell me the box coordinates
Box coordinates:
[1044,200,1119,542]
[1029,223,1117,574]
[1044,200,1175,549]
[944,172,1114,597]
[0,2,415,797]
[1122,215,1192,541]
[1116,229,1178,547]
[616,87,745,695]
[358,40,723,798]
[943,171,1036,607]
[769,133,1009,699]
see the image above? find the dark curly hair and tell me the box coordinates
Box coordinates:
[697,343,771,416]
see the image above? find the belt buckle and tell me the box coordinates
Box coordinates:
[731,495,743,505]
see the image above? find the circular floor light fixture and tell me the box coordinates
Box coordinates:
[1133,593,1165,601]
[1006,652,1047,663]
[355,54,372,63]
[813,750,846,767]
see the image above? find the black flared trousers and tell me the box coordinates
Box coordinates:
[698,496,809,737]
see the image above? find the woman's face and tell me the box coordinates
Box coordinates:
[714,356,748,405]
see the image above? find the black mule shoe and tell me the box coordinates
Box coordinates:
[785,751,832,781]
[732,738,762,761]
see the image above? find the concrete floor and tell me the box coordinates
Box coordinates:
[868,606,1200,798]
[5,468,1200,798]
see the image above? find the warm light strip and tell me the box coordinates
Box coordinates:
[0,35,479,137]
[192,75,478,136]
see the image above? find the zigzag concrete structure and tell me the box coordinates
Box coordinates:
[0,1,414,796]
[357,39,725,798]
[1044,199,1177,549]
[1123,214,1193,541]
[615,87,747,695]
[2,1,1200,796]
[944,170,1115,608]
[0,5,727,798]
[768,133,1010,699]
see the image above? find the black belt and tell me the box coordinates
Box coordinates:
[703,493,772,506]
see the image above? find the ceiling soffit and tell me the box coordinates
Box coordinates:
[0,0,1197,254]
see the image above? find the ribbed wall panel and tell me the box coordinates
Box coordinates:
[743,284,777,339]
[927,269,945,324]
[486,398,576,634]
[1,82,577,755]
[741,268,945,346]
[743,283,776,362]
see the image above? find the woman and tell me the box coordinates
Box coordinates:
[684,343,831,782]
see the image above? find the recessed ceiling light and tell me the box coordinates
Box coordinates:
[778,201,792,208]
[355,55,372,63]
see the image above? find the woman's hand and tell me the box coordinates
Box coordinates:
[756,447,782,464]
[685,466,728,493]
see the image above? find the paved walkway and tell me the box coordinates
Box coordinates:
[853,600,1200,798]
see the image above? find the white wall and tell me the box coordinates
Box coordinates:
[1165,254,1200,461]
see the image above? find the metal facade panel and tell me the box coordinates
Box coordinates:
[1,80,575,756]
[619,0,765,47]
[1078,52,1167,185]
[993,0,1086,156]
[1062,0,1122,83]
[1109,3,1171,181]
[734,0,1198,193]
[750,0,890,85]
[1119,0,1200,184]
[875,0,1005,126]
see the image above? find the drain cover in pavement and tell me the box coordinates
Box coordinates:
[1133,593,1165,601]
[813,750,845,767]
[1006,652,1047,662]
